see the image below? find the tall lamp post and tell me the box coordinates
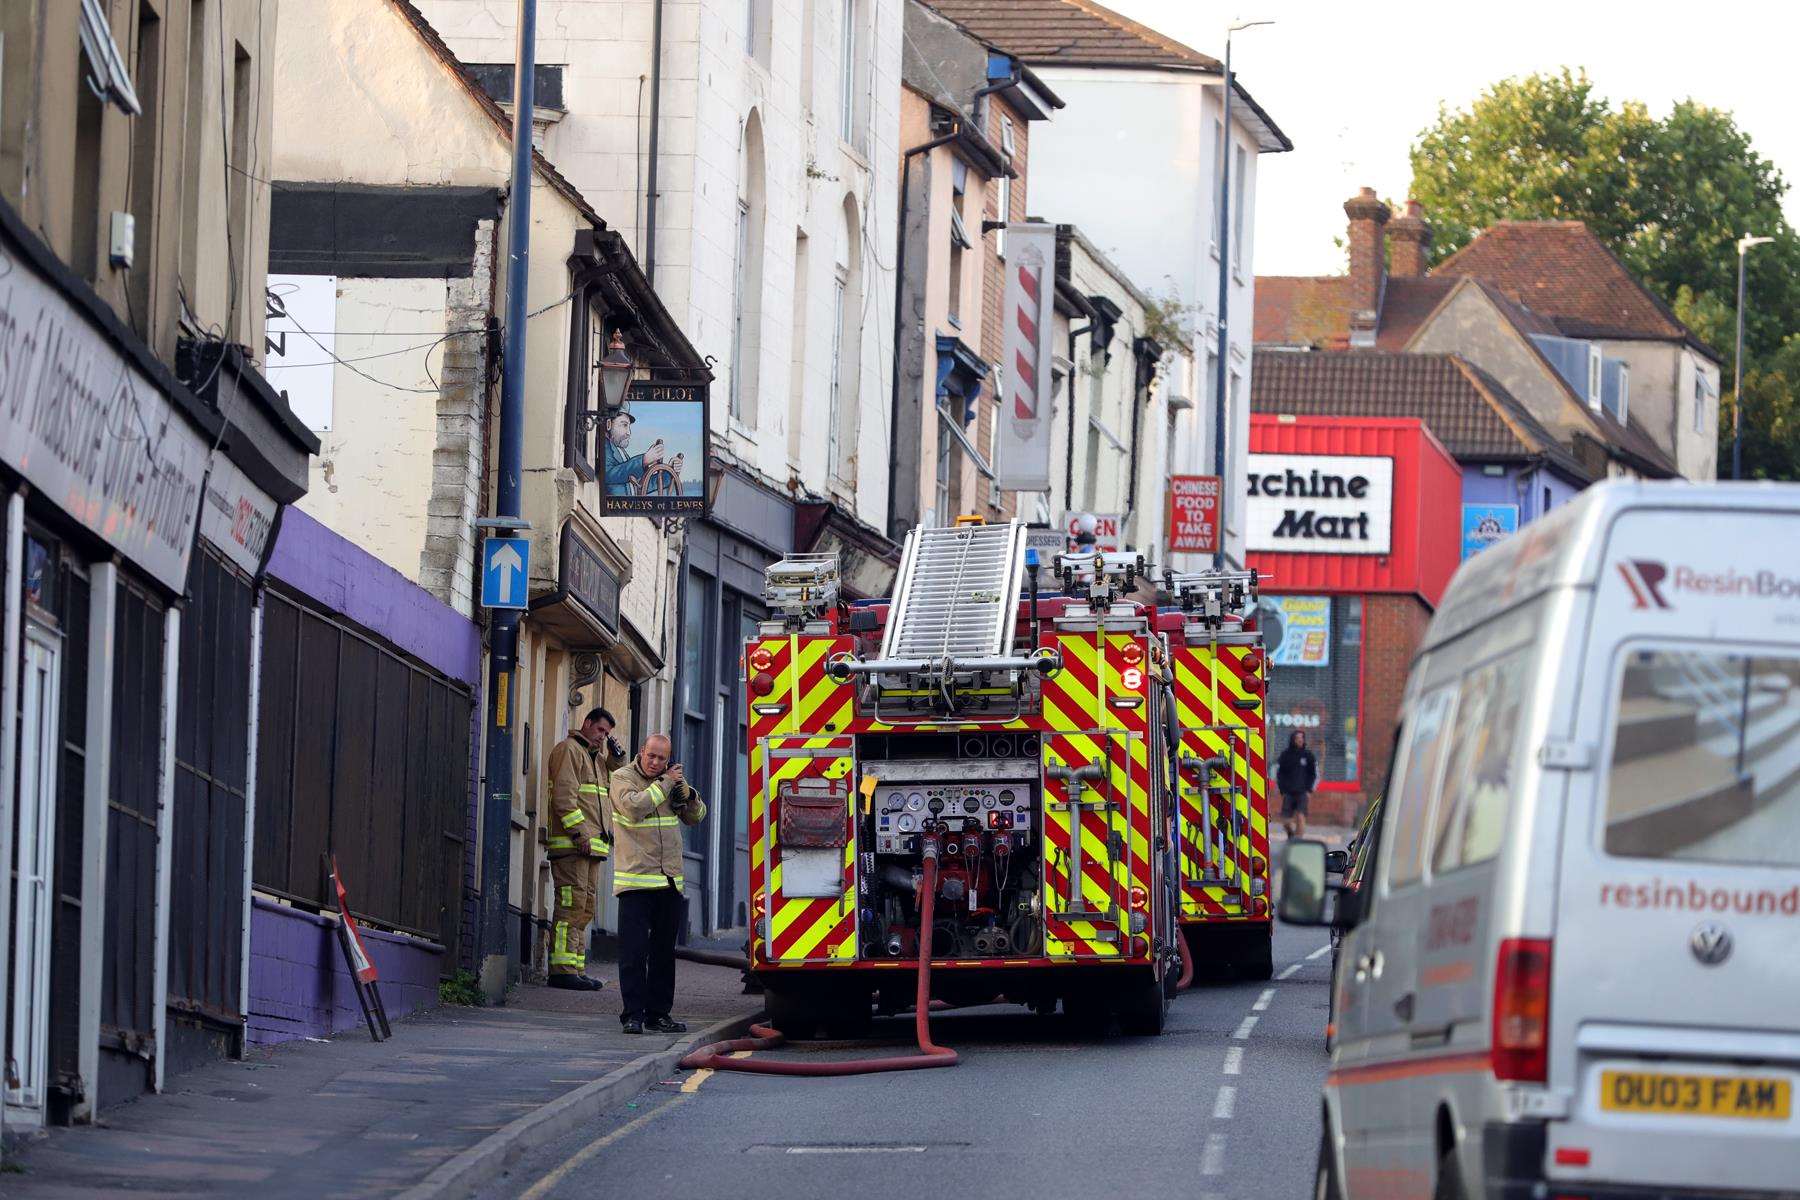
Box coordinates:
[1212,18,1273,567]
[1733,234,1773,480]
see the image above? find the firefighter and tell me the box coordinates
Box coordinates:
[607,732,706,1034]
[545,707,626,990]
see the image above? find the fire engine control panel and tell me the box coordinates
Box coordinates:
[872,783,1033,854]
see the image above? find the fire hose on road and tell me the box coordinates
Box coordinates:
[679,836,960,1076]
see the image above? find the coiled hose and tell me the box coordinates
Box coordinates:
[678,840,959,1076]
[1176,925,1196,990]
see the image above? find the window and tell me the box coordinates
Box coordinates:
[997,117,1016,258]
[828,270,847,471]
[730,111,766,424]
[829,195,864,483]
[125,2,162,329]
[1602,647,1800,867]
[1617,362,1630,424]
[1210,118,1225,254]
[1586,346,1603,411]
[948,163,970,325]
[1543,485,1552,514]
[986,374,1003,512]
[1260,594,1364,789]
[1430,650,1529,874]
[1694,373,1708,434]
[744,0,770,66]
[463,63,566,110]
[838,0,858,144]
[1231,144,1247,272]
[1384,684,1456,890]
[786,230,810,467]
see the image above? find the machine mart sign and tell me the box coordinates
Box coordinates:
[1245,453,1393,555]
[0,236,210,591]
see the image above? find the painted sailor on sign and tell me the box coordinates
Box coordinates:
[600,380,709,516]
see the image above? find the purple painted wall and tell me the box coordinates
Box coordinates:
[248,900,444,1046]
[1459,462,1583,523]
[266,507,481,687]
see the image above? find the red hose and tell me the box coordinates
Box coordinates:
[1176,925,1196,991]
[679,849,959,1076]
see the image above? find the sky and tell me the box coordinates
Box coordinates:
[1104,0,1800,277]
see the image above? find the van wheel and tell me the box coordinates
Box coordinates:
[1313,1126,1343,1200]
[1432,1143,1468,1200]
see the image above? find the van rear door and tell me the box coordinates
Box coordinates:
[1548,510,1800,1193]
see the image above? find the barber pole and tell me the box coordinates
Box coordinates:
[996,223,1059,492]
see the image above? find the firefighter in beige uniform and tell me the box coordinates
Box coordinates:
[608,733,705,1033]
[545,707,626,990]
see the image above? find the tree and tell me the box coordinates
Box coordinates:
[1410,70,1800,479]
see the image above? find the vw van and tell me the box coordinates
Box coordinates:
[1281,481,1800,1199]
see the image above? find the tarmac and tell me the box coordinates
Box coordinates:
[2,960,763,1200]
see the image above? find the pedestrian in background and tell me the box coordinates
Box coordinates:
[1276,729,1318,839]
[608,733,707,1034]
[544,707,627,990]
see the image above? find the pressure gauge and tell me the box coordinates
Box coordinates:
[906,792,926,812]
[897,813,919,833]
[982,794,998,810]
[997,789,1016,807]
[963,797,981,814]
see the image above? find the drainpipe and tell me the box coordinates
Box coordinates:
[644,0,664,285]
[888,119,964,539]
[1064,323,1091,511]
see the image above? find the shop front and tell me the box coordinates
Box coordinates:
[1245,416,1460,824]
[1,204,313,1125]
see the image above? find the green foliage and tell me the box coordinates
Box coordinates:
[438,970,485,1007]
[1721,337,1800,481]
[1142,289,1197,354]
[1410,70,1800,479]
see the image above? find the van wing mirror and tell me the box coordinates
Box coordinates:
[1325,848,1350,874]
[1278,839,1331,926]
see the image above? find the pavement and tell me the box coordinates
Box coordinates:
[471,923,1338,1200]
[2,960,763,1199]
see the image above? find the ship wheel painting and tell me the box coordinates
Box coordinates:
[602,379,708,515]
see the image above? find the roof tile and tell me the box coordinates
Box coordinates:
[921,0,1220,70]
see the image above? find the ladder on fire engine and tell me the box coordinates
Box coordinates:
[881,520,1026,664]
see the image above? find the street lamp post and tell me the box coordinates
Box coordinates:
[1212,18,1273,567]
[1733,233,1773,481]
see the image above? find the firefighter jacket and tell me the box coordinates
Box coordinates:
[546,733,625,859]
[607,760,706,894]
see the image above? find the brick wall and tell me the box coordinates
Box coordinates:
[1311,592,1431,826]
[977,95,1028,518]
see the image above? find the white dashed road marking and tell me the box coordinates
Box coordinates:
[1252,988,1275,1011]
[1212,1085,1237,1120]
[1232,1015,1259,1040]
[1222,1046,1244,1075]
[1202,1133,1227,1175]
[1308,944,1330,960]
[1278,962,1302,980]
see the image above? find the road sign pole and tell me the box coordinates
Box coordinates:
[477,0,537,1003]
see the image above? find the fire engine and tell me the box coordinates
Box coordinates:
[742,518,1181,1036]
[1158,569,1274,980]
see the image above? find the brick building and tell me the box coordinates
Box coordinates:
[1246,415,1460,825]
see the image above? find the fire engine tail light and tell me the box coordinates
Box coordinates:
[1129,886,1148,910]
[751,670,777,696]
[1492,937,1553,1083]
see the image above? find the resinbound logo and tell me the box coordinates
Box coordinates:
[1618,557,1800,609]
[1618,559,1671,610]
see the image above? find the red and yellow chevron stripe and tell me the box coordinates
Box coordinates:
[1171,639,1270,924]
[747,634,858,965]
[1037,629,1154,961]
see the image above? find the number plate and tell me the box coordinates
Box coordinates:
[1600,1070,1791,1120]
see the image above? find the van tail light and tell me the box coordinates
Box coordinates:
[1492,937,1552,1083]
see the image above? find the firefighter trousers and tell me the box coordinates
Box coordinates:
[549,856,597,976]
[617,885,682,1022]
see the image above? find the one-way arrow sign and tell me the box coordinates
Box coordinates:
[481,535,531,609]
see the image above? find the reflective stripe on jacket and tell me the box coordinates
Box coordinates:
[607,760,706,894]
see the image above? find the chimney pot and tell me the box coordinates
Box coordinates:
[1344,188,1391,341]
[1389,198,1432,279]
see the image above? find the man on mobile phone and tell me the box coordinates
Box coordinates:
[608,733,707,1033]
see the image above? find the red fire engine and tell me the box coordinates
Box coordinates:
[742,519,1181,1036]
[1159,571,1273,980]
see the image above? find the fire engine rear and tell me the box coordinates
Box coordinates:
[744,519,1180,1036]
[1159,570,1274,980]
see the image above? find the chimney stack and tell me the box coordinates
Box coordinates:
[1389,199,1432,279]
[1344,187,1390,347]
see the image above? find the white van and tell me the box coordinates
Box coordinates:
[1281,481,1800,1200]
